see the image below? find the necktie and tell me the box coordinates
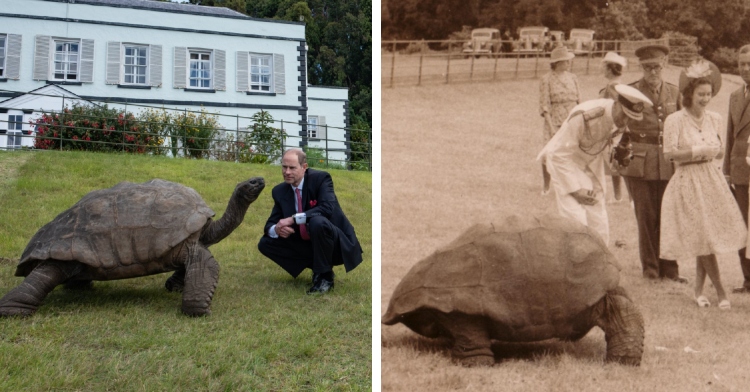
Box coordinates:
[295,187,310,240]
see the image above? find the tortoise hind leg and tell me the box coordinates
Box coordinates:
[0,261,82,317]
[165,269,186,293]
[433,312,495,367]
[594,287,645,366]
[181,247,219,317]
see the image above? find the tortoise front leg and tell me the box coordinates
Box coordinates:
[594,288,645,366]
[0,261,82,317]
[181,247,219,317]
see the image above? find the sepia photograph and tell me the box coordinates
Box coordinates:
[381,0,750,391]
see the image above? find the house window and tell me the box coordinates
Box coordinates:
[308,116,318,139]
[0,35,6,77]
[53,40,80,81]
[7,114,23,149]
[189,51,211,88]
[123,45,148,85]
[250,54,272,91]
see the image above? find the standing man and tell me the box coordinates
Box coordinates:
[258,149,363,294]
[619,44,687,283]
[724,44,750,294]
[538,84,652,244]
[599,51,628,201]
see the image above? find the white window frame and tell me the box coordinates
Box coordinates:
[0,35,6,78]
[308,116,319,139]
[52,39,81,81]
[122,44,149,85]
[7,114,23,149]
[249,54,272,92]
[188,50,212,89]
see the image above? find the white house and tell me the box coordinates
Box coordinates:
[0,0,352,163]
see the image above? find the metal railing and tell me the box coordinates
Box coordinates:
[0,89,372,171]
[382,38,672,87]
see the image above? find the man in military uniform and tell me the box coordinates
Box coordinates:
[619,44,687,282]
[538,84,652,244]
[724,44,750,293]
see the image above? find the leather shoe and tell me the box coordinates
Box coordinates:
[732,286,750,294]
[307,272,334,294]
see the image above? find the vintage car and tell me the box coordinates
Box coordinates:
[568,29,596,54]
[513,26,549,55]
[548,30,565,52]
[462,28,501,58]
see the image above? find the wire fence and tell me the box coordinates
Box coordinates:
[382,38,681,87]
[0,89,372,171]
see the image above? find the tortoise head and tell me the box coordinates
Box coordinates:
[235,176,265,204]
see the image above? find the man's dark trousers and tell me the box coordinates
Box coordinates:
[258,216,340,278]
[624,177,679,279]
[732,184,750,289]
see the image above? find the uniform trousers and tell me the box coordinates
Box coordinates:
[623,176,680,279]
[731,184,750,289]
[257,216,339,278]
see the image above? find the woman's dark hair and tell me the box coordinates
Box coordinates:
[606,62,622,77]
[681,77,712,108]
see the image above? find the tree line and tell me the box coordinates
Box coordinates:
[383,0,750,71]
[156,0,372,165]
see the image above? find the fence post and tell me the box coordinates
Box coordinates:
[445,41,452,84]
[493,53,498,80]
[60,96,65,151]
[515,51,520,78]
[470,55,475,80]
[325,124,329,167]
[235,114,239,163]
[390,42,396,88]
[418,51,423,86]
[534,52,539,78]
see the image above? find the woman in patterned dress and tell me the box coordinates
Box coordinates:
[660,61,747,310]
[539,46,581,194]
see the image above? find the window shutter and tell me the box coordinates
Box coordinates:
[273,53,285,94]
[236,51,248,92]
[105,41,121,84]
[33,35,51,80]
[5,34,22,80]
[80,39,95,83]
[214,49,226,91]
[318,116,327,140]
[149,44,162,87]
[173,47,187,89]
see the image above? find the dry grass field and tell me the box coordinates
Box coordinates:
[381,68,750,391]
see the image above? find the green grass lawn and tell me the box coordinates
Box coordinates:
[0,150,371,391]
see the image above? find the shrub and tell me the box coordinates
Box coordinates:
[171,108,220,159]
[711,47,738,74]
[33,103,160,153]
[243,110,286,164]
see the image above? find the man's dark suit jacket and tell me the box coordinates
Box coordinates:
[263,168,363,274]
[724,85,750,185]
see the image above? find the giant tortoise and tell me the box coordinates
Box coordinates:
[0,177,264,317]
[382,213,644,366]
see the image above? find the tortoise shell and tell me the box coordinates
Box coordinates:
[17,179,214,276]
[382,213,620,338]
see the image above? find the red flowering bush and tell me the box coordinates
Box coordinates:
[33,104,162,153]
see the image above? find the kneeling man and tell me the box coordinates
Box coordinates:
[258,149,363,294]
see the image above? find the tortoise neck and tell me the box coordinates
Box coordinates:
[199,189,253,246]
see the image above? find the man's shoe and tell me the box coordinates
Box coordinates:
[732,286,750,294]
[307,272,334,295]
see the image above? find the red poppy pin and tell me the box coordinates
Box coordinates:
[309,200,317,207]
